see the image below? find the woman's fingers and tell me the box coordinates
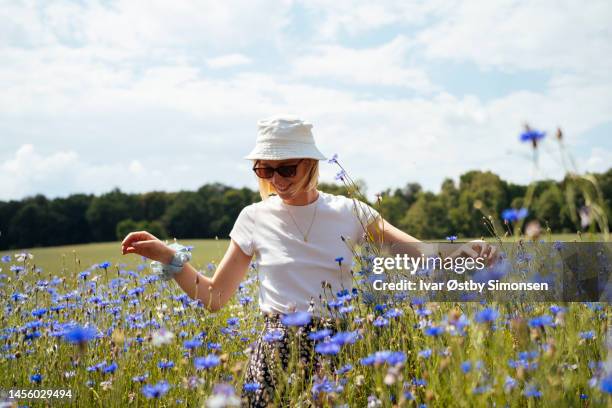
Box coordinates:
[122,240,153,256]
[121,231,156,247]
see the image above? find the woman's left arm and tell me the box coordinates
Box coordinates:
[367,218,498,264]
[366,218,428,258]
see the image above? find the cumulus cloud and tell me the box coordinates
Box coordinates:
[291,36,434,92]
[0,0,609,202]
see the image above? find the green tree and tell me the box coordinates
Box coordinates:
[86,188,140,242]
[162,191,210,238]
[532,183,569,232]
[116,219,167,241]
[400,192,451,239]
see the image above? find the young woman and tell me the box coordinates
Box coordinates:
[121,116,495,406]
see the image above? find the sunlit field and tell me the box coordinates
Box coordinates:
[1,234,610,407]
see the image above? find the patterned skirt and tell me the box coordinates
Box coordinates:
[242,313,336,407]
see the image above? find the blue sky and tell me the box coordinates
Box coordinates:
[1,0,611,201]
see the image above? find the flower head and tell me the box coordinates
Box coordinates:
[501,208,528,223]
[142,381,170,399]
[64,325,98,344]
[475,308,498,324]
[281,311,312,327]
[520,127,546,148]
[194,354,220,370]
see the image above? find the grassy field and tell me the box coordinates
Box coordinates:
[11,239,231,279]
[0,235,610,407]
[8,232,604,276]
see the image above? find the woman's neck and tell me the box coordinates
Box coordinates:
[281,189,319,206]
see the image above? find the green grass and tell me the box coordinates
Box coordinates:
[1,236,610,407]
[11,239,231,277]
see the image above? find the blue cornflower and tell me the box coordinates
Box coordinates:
[475,307,499,323]
[98,261,111,269]
[334,256,344,265]
[183,339,202,349]
[194,354,220,370]
[523,384,542,398]
[158,360,174,369]
[308,329,332,341]
[262,329,284,343]
[281,311,312,327]
[63,325,97,344]
[207,342,221,350]
[331,331,358,346]
[315,341,340,355]
[501,208,528,222]
[601,374,612,394]
[519,128,546,144]
[142,381,170,399]
[327,153,338,164]
[461,361,472,373]
[132,373,149,383]
[549,305,566,315]
[336,364,353,375]
[335,170,346,181]
[384,308,403,319]
[579,331,595,340]
[373,317,389,327]
[103,361,118,374]
[1,255,10,263]
[239,296,253,305]
[11,292,27,301]
[31,308,47,318]
[339,305,354,314]
[424,326,445,336]
[418,349,432,359]
[79,271,90,280]
[31,373,42,383]
[360,351,406,366]
[226,317,239,326]
[528,315,553,328]
[243,382,260,392]
[446,235,457,243]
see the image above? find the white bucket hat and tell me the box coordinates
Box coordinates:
[244,115,327,161]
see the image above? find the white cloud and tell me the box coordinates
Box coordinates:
[416,0,612,75]
[207,54,252,69]
[0,144,79,199]
[291,36,434,92]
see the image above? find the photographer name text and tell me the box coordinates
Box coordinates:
[372,279,549,292]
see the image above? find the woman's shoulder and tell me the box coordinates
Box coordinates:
[319,191,356,211]
[240,196,279,215]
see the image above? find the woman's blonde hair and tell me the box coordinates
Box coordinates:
[254,159,319,200]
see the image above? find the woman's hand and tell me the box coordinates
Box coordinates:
[121,231,175,264]
[448,239,499,266]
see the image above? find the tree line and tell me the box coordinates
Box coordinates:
[1,168,610,250]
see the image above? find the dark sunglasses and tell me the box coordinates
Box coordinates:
[252,159,303,179]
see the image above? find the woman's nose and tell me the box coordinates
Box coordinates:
[272,172,284,184]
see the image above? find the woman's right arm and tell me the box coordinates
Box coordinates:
[121,231,252,312]
[173,240,252,312]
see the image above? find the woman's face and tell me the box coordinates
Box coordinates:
[256,159,312,199]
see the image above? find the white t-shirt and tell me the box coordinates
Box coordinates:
[229,191,380,315]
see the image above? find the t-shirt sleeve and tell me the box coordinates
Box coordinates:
[229,205,256,257]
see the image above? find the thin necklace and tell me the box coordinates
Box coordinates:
[286,197,319,242]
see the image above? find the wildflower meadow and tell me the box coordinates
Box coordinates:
[1,128,610,407]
